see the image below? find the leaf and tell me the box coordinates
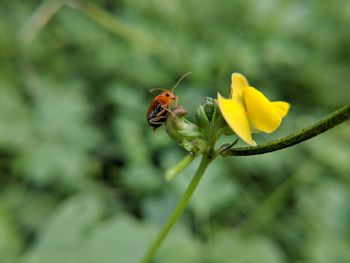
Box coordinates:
[121,164,162,194]
[0,207,22,263]
[23,191,203,263]
[13,77,100,186]
[210,230,285,263]
[24,194,103,263]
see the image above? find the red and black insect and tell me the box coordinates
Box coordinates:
[147,72,191,130]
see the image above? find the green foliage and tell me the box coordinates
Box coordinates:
[210,231,285,263]
[0,0,349,262]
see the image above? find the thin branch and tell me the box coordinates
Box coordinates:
[140,153,213,263]
[18,0,70,45]
[77,1,167,57]
[223,103,350,156]
[165,153,196,181]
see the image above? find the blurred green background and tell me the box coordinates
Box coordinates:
[1,0,350,262]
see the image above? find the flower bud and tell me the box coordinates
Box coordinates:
[193,105,210,131]
[211,98,227,130]
[202,97,215,121]
[165,106,206,153]
[194,97,227,134]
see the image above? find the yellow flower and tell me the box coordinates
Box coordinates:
[217,73,290,146]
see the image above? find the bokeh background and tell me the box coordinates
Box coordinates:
[1,0,350,262]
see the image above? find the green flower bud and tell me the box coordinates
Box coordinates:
[165,106,206,154]
[211,99,227,130]
[181,139,203,153]
[165,106,204,141]
[193,105,210,131]
[194,97,227,134]
[202,97,215,121]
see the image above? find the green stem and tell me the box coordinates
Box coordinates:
[19,0,68,45]
[165,153,197,181]
[77,1,167,57]
[78,1,140,43]
[223,103,350,156]
[238,173,297,233]
[140,153,214,263]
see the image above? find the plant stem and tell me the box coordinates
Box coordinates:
[79,1,141,43]
[165,153,197,181]
[238,172,298,233]
[140,153,214,263]
[77,1,167,58]
[18,0,68,45]
[237,162,314,233]
[223,103,350,156]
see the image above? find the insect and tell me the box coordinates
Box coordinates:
[147,72,191,130]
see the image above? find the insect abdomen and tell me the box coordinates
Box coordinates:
[147,102,169,129]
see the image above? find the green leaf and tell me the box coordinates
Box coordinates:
[13,78,100,186]
[0,207,22,263]
[210,230,285,263]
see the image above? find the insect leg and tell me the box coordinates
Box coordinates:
[160,106,176,117]
[157,107,169,115]
[149,114,167,125]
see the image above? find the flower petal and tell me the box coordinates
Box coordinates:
[231,73,249,98]
[217,93,257,146]
[271,101,290,118]
[243,87,283,133]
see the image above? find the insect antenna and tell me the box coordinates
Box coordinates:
[171,72,191,92]
[149,88,166,93]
